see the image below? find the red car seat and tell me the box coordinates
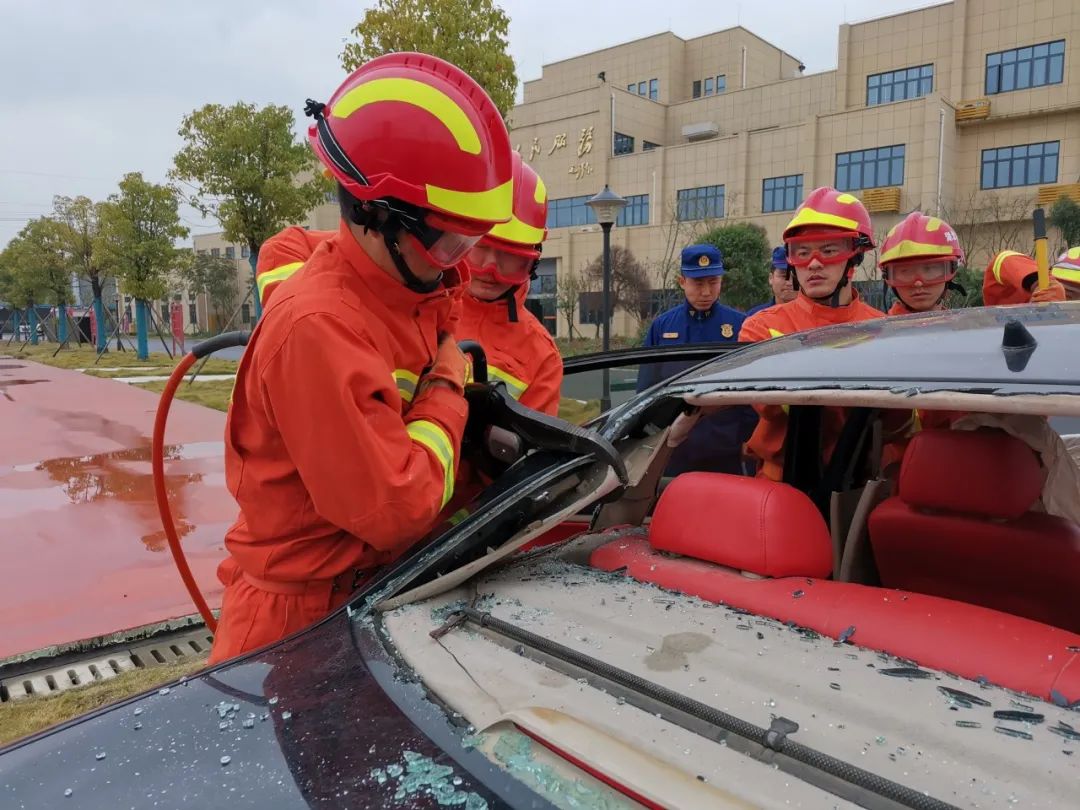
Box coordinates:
[869,429,1080,632]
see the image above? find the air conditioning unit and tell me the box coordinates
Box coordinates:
[1037,183,1080,206]
[955,98,991,122]
[862,187,902,213]
[681,122,719,142]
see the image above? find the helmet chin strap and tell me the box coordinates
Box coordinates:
[344,198,443,294]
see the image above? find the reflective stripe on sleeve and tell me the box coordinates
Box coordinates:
[406,420,455,508]
[394,369,420,403]
[489,364,528,400]
[256,262,303,300]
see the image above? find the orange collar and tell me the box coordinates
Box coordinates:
[793,290,871,323]
[331,219,465,311]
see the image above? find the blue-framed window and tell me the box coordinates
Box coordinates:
[618,194,649,227]
[980,141,1059,189]
[986,40,1065,94]
[704,77,714,96]
[546,195,593,229]
[835,145,905,191]
[762,174,804,213]
[614,132,634,155]
[676,185,725,221]
[867,64,933,106]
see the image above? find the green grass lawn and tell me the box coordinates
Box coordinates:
[0,657,206,747]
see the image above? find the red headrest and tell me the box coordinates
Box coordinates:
[650,472,832,578]
[899,429,1043,519]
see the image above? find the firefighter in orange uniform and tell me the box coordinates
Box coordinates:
[740,187,884,481]
[209,53,515,664]
[255,157,561,416]
[880,211,966,315]
[458,154,562,415]
[983,250,1066,305]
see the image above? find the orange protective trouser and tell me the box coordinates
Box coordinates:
[207,558,367,664]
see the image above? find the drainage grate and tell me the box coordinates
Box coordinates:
[0,628,214,703]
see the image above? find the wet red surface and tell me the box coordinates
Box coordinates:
[0,358,233,660]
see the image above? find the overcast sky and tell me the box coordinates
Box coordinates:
[0,0,942,248]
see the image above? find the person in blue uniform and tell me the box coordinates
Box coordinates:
[746,246,796,316]
[637,244,756,476]
[641,245,745,352]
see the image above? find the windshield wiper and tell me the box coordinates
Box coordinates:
[444,607,959,810]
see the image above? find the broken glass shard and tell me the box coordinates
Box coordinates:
[879,667,934,679]
[994,726,1033,741]
[838,626,856,644]
[220,755,232,766]
[938,686,991,706]
[993,710,1044,724]
[793,590,805,599]
[955,721,982,729]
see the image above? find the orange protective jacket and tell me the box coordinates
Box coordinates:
[256,227,333,307]
[210,220,467,663]
[739,293,885,481]
[457,285,562,416]
[982,251,1068,306]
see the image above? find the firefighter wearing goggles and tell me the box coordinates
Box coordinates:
[879,211,966,314]
[210,53,514,664]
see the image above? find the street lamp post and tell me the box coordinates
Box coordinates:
[585,185,627,410]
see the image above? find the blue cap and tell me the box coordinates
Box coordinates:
[771,246,789,270]
[680,244,725,278]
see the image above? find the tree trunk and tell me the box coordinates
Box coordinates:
[91,276,107,352]
[134,299,149,360]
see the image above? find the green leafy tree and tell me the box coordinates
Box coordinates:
[340,0,518,120]
[1050,196,1080,248]
[177,249,239,329]
[171,102,326,318]
[53,195,111,349]
[697,222,771,312]
[950,264,984,308]
[14,218,71,311]
[97,173,188,358]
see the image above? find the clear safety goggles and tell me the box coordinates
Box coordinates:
[403,211,492,269]
[465,241,539,285]
[884,260,956,288]
[785,231,863,269]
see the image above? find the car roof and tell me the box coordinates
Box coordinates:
[678,303,1080,400]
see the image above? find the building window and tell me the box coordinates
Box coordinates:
[579,291,604,326]
[649,78,659,101]
[613,132,635,156]
[196,249,207,255]
[867,64,933,105]
[835,145,905,191]
[618,194,649,227]
[188,302,197,327]
[704,76,714,96]
[986,40,1065,95]
[762,174,804,213]
[676,185,725,221]
[643,141,661,151]
[692,80,702,98]
[225,246,235,259]
[241,245,250,258]
[715,75,726,93]
[547,195,594,229]
[637,81,646,96]
[210,247,220,257]
[648,289,678,317]
[241,304,251,324]
[980,141,1059,189]
[627,83,635,93]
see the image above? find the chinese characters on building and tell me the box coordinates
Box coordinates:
[568,162,593,180]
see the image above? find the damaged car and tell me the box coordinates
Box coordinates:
[2,303,1080,809]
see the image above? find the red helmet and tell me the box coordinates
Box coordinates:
[879,212,964,268]
[783,187,875,246]
[466,154,549,286]
[307,52,513,229]
[1053,246,1080,288]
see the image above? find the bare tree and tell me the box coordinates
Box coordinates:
[941,190,1037,269]
[555,268,591,339]
[583,245,652,333]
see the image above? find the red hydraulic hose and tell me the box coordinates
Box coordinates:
[152,351,218,632]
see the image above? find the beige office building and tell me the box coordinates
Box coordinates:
[197,0,1080,337]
